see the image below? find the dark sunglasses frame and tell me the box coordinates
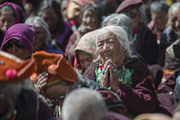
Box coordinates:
[124,12,139,19]
[5,41,25,49]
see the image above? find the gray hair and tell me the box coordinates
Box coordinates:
[62,88,106,120]
[95,26,131,62]
[24,16,51,45]
[101,13,133,43]
[137,5,148,25]
[150,1,169,14]
[166,2,180,29]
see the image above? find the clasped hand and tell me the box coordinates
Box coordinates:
[101,59,119,92]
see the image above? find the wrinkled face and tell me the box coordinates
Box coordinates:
[97,29,125,66]
[81,10,99,31]
[41,8,58,35]
[125,8,142,31]
[170,7,180,35]
[5,39,30,60]
[34,26,45,51]
[151,12,168,31]
[45,83,69,106]
[0,10,16,34]
[78,51,94,70]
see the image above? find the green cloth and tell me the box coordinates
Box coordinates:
[95,63,134,88]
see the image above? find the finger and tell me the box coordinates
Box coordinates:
[37,73,43,80]
[103,59,111,71]
[39,77,48,86]
[40,82,47,97]
[101,68,109,88]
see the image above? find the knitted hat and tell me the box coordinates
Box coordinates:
[115,0,143,13]
[0,51,35,83]
[32,51,78,88]
[74,29,99,69]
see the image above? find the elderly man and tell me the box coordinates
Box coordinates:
[148,1,169,43]
[0,51,54,120]
[62,88,131,120]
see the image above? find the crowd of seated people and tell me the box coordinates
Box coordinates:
[2,0,180,120]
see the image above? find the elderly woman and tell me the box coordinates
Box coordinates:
[158,2,180,67]
[157,2,180,116]
[0,2,25,46]
[37,0,73,52]
[0,23,35,60]
[0,51,54,120]
[73,30,99,74]
[25,16,64,54]
[32,51,127,117]
[65,4,103,65]
[115,0,158,65]
[84,26,157,117]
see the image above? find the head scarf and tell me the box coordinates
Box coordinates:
[74,29,99,70]
[115,0,143,13]
[0,24,36,55]
[0,2,25,23]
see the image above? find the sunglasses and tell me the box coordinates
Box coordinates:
[5,41,25,49]
[127,12,139,19]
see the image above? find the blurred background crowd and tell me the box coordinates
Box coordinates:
[2,0,180,120]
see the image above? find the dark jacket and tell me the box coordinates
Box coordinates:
[15,87,54,120]
[132,24,158,65]
[84,58,157,116]
[157,40,180,116]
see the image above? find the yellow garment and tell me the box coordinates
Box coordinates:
[165,0,174,6]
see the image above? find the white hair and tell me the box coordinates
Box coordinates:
[95,26,131,62]
[62,88,106,120]
[25,16,51,45]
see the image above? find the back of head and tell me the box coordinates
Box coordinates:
[101,13,132,42]
[62,88,106,120]
[150,1,169,14]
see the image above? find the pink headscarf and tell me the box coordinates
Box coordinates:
[0,2,25,23]
[1,24,36,55]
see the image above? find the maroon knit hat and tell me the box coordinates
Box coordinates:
[115,0,143,13]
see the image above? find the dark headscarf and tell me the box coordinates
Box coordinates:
[0,24,36,55]
[115,0,143,13]
[0,2,25,23]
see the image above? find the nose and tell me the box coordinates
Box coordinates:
[84,17,91,24]
[175,21,180,27]
[84,61,90,70]
[11,44,17,52]
[103,43,109,52]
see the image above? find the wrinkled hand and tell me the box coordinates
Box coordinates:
[34,73,48,97]
[101,59,119,92]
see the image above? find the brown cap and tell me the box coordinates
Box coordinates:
[0,51,35,83]
[32,51,78,88]
[115,0,143,13]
